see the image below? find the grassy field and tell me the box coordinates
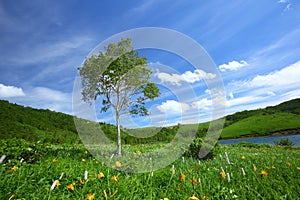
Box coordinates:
[1,139,300,199]
[221,112,300,139]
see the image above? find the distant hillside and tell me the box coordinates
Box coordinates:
[0,100,80,144]
[221,98,300,139]
[1,98,300,143]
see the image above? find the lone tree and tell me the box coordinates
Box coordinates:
[79,38,160,155]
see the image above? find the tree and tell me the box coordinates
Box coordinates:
[78,38,160,155]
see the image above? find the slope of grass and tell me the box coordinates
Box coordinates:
[221,112,300,139]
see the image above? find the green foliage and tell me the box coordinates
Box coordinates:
[183,137,220,159]
[274,138,294,147]
[0,100,81,144]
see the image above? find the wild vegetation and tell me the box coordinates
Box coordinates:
[1,99,300,199]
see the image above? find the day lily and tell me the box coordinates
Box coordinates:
[9,166,18,172]
[261,170,268,176]
[112,175,118,182]
[191,177,197,185]
[66,183,75,191]
[179,173,186,181]
[221,172,226,179]
[188,194,199,200]
[102,190,107,198]
[97,172,105,179]
[50,180,59,190]
[115,161,122,168]
[86,193,95,200]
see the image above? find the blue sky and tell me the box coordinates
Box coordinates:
[0,0,300,127]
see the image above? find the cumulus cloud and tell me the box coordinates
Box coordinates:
[0,83,25,98]
[219,60,249,72]
[157,100,190,115]
[191,98,212,110]
[156,69,216,86]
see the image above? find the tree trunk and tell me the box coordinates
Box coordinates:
[116,110,122,156]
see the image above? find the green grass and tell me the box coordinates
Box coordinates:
[221,112,300,139]
[1,139,300,199]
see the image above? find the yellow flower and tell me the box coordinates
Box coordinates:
[221,172,226,179]
[97,172,105,179]
[86,193,95,200]
[102,190,107,198]
[261,149,267,153]
[260,170,268,176]
[66,183,74,191]
[115,161,122,168]
[271,165,276,169]
[160,198,169,200]
[137,151,142,155]
[80,179,84,184]
[241,156,246,160]
[82,158,86,162]
[179,173,186,181]
[287,162,291,167]
[84,150,88,154]
[191,177,197,186]
[52,159,58,163]
[111,175,118,182]
[297,167,300,171]
[110,190,118,197]
[55,180,60,186]
[188,194,199,200]
[265,166,269,170]
[9,166,18,172]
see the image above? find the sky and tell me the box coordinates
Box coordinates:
[0,0,300,127]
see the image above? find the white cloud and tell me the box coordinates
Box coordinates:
[219,60,249,72]
[156,69,216,86]
[191,98,212,110]
[249,60,300,88]
[157,100,190,115]
[0,83,25,98]
[278,0,288,3]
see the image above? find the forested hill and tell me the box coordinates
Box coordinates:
[0,100,80,144]
[1,98,300,143]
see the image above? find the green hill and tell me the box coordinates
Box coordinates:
[1,98,300,143]
[221,98,300,139]
[0,100,80,144]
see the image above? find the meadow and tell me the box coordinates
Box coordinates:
[1,139,300,200]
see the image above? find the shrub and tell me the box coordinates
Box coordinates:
[183,137,220,160]
[274,138,294,146]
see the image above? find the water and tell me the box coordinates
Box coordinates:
[219,134,300,146]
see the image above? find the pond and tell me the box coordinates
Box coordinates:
[219,134,300,146]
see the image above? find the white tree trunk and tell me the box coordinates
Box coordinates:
[116,110,122,155]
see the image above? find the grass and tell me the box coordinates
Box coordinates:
[1,139,300,199]
[221,112,300,139]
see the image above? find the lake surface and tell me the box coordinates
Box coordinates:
[219,134,300,146]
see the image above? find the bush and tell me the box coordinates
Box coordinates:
[183,137,220,160]
[274,138,294,146]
